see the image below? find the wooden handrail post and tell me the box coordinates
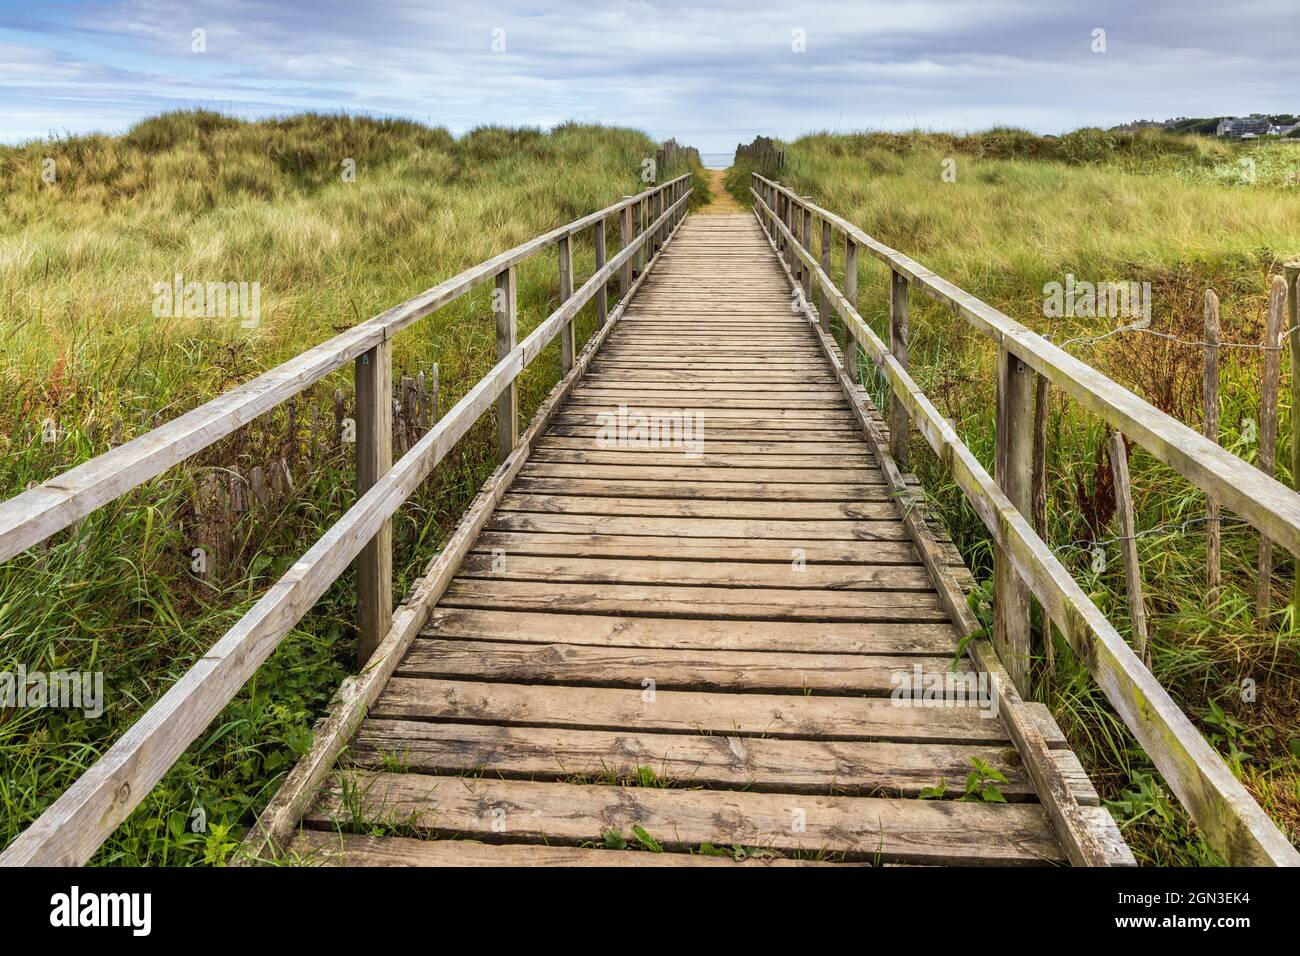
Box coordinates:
[800,203,813,304]
[786,192,797,278]
[558,235,575,373]
[782,191,795,276]
[635,195,646,277]
[494,265,518,459]
[774,186,787,263]
[819,216,832,333]
[994,347,1035,691]
[1109,431,1150,667]
[650,188,661,258]
[619,197,633,298]
[1287,262,1300,615]
[594,219,608,324]
[844,237,860,383]
[660,184,670,248]
[888,268,911,465]
[354,340,393,666]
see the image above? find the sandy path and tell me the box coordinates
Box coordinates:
[696,167,746,214]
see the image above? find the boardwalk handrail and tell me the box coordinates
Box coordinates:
[0,174,692,866]
[751,172,1300,866]
[0,175,689,566]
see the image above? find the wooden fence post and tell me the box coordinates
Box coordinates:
[994,347,1035,691]
[888,268,911,466]
[1257,276,1286,622]
[844,237,860,384]
[494,266,518,460]
[819,216,832,332]
[558,235,575,374]
[800,204,813,304]
[594,219,608,324]
[1287,262,1300,616]
[635,196,646,278]
[1032,375,1049,537]
[619,198,633,299]
[650,187,662,258]
[354,340,392,666]
[1204,289,1221,610]
[1109,431,1150,667]
[780,190,794,275]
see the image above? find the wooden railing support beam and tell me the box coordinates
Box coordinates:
[888,268,911,465]
[558,236,575,373]
[994,347,1036,691]
[819,216,832,332]
[594,219,608,324]
[354,340,393,667]
[494,266,518,459]
[619,198,633,299]
[845,238,860,383]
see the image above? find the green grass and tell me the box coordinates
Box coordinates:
[734,128,1300,864]
[0,110,707,865]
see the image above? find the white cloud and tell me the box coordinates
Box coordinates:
[0,0,1294,146]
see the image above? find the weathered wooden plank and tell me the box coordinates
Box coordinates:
[495,493,893,520]
[307,773,1063,865]
[350,720,1033,798]
[485,512,914,540]
[439,579,948,621]
[535,437,865,456]
[373,678,1005,744]
[288,830,825,866]
[526,450,869,469]
[396,638,961,694]
[424,607,957,655]
[457,553,930,590]
[471,530,920,564]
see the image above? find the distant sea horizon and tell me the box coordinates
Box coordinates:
[701,151,732,169]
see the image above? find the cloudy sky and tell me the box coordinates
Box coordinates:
[0,0,1294,148]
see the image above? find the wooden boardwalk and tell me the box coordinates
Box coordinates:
[284,215,1124,866]
[6,174,1294,867]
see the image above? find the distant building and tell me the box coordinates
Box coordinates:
[1217,115,1273,138]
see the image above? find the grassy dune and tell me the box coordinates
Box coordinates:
[729,128,1300,863]
[0,111,708,864]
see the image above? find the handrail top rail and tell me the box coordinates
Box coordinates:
[0,174,691,565]
[752,172,1300,559]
